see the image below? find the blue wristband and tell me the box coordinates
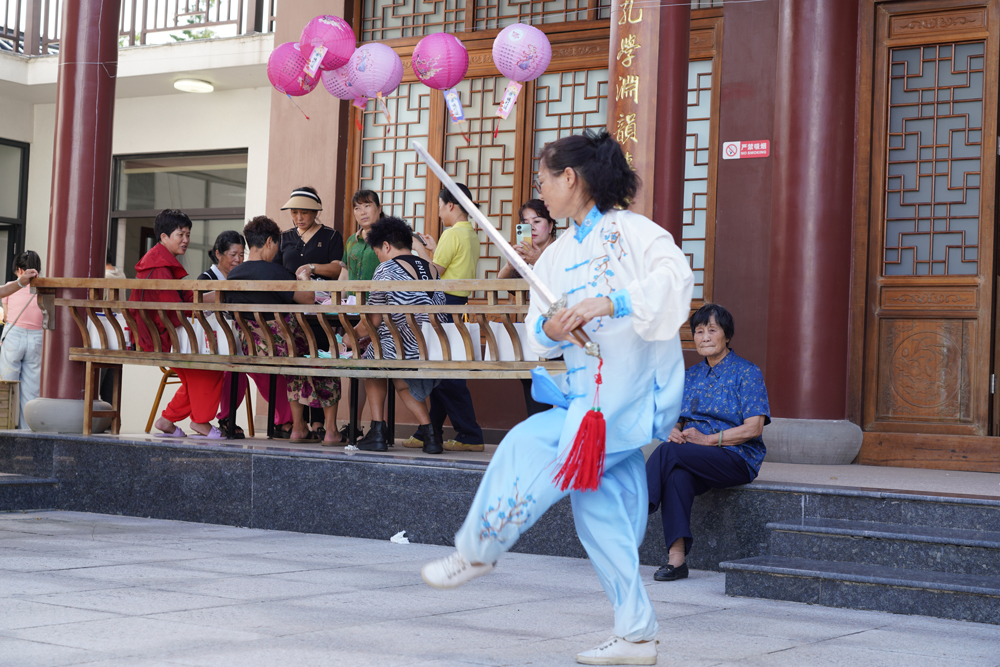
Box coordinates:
[534,316,560,347]
[609,290,632,318]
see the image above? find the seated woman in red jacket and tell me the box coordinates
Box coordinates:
[130,209,224,438]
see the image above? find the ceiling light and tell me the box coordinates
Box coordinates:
[174,79,214,93]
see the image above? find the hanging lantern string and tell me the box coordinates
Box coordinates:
[286,94,310,120]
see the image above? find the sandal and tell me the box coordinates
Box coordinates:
[218,417,245,440]
[340,425,363,442]
[272,423,293,440]
[290,430,321,444]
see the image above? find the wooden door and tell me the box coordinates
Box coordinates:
[863,0,999,436]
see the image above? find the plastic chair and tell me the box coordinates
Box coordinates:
[144,367,254,436]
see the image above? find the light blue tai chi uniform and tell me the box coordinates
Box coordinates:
[454,207,694,642]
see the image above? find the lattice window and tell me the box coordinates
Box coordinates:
[361,0,466,42]
[683,59,713,300]
[474,0,593,29]
[884,42,983,276]
[690,0,723,7]
[531,69,611,230]
[444,77,518,280]
[358,83,432,233]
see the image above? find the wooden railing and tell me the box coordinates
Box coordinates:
[33,278,565,435]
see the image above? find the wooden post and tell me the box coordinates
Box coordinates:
[607,0,690,237]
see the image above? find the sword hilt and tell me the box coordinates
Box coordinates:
[570,328,601,358]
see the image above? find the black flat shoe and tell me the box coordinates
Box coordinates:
[653,563,688,582]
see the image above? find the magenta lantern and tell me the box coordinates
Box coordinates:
[321,64,355,101]
[412,33,469,91]
[346,43,404,101]
[267,42,319,96]
[299,15,355,73]
[492,23,552,83]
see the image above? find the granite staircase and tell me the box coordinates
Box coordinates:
[720,489,1000,624]
[0,473,58,512]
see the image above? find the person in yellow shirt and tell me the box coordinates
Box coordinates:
[407,183,485,451]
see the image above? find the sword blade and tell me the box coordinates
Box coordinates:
[411,140,559,309]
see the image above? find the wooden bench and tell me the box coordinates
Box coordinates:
[33,278,566,437]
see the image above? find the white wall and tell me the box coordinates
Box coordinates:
[0,96,34,143]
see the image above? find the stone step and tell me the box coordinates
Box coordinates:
[753,482,1000,533]
[0,473,58,511]
[768,518,1000,577]
[721,555,1000,625]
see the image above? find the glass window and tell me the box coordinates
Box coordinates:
[116,153,248,211]
[0,142,24,220]
[111,151,248,279]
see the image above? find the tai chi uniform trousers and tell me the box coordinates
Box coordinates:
[646,442,752,555]
[455,408,658,642]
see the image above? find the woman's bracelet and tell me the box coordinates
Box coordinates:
[718,430,724,447]
[15,279,24,288]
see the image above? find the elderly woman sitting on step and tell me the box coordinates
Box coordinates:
[646,303,770,582]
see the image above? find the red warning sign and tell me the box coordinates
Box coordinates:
[722,140,770,160]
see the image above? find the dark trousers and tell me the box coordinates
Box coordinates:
[428,294,484,444]
[646,442,753,555]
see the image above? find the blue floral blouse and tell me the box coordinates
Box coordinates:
[679,351,770,477]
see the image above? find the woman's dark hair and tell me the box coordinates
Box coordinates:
[439,183,477,217]
[366,216,414,252]
[689,303,735,344]
[519,199,557,238]
[351,189,385,217]
[13,250,40,274]
[214,230,246,258]
[292,185,322,206]
[106,247,116,267]
[538,129,639,213]
[243,216,281,249]
[154,209,192,241]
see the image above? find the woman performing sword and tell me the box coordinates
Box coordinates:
[419,130,694,666]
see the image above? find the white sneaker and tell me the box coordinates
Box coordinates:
[575,636,657,665]
[421,551,495,590]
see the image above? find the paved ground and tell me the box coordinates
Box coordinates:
[0,511,997,667]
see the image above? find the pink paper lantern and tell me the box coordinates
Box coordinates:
[346,43,404,100]
[299,15,355,72]
[412,33,469,91]
[267,42,319,96]
[321,64,356,101]
[492,23,551,83]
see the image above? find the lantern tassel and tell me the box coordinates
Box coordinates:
[461,120,471,145]
[377,92,393,123]
[286,94,310,121]
[552,359,606,492]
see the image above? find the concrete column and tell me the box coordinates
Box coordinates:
[40,0,121,400]
[765,0,860,419]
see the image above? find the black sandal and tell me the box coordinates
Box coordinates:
[218,417,245,439]
[272,423,293,440]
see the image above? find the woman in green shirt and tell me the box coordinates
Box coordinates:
[338,189,384,442]
[340,189,383,288]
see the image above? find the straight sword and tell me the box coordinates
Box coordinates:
[411,140,599,357]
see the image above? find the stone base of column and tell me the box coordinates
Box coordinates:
[763,418,863,465]
[24,398,113,434]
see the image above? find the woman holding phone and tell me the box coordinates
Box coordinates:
[497,199,556,279]
[498,199,559,416]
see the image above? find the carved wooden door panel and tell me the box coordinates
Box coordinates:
[864,1,999,436]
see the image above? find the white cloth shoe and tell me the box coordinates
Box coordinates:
[575,636,657,665]
[421,551,495,590]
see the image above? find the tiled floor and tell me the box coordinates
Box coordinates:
[1,511,998,666]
